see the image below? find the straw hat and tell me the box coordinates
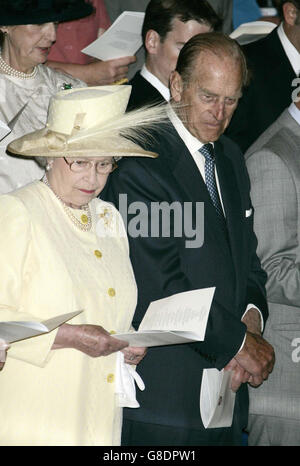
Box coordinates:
[8,85,167,159]
[0,0,94,26]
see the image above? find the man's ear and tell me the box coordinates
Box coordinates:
[169,70,184,102]
[145,29,161,55]
[282,1,298,26]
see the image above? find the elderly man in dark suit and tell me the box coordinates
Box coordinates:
[126,0,220,110]
[226,0,300,153]
[103,32,275,446]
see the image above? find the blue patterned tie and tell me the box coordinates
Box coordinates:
[200,143,225,220]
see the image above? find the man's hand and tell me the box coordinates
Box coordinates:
[52,323,128,357]
[225,307,275,391]
[224,358,252,392]
[242,307,262,335]
[234,331,275,387]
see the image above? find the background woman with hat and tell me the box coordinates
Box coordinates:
[0,0,94,194]
[0,85,166,445]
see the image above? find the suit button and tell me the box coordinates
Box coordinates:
[107,373,114,383]
[108,288,116,297]
[94,249,102,258]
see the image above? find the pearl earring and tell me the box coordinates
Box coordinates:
[45,163,52,172]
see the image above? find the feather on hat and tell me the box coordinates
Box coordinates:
[8,85,168,159]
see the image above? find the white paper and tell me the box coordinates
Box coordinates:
[200,368,236,428]
[230,20,276,45]
[115,330,202,347]
[0,119,11,142]
[81,11,145,61]
[0,310,82,343]
[115,288,215,347]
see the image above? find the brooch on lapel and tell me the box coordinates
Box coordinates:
[95,204,127,239]
[61,83,73,90]
[98,207,113,228]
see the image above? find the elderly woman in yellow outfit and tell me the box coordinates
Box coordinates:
[0,85,165,446]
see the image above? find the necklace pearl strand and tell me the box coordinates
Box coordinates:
[42,176,92,232]
[0,53,37,79]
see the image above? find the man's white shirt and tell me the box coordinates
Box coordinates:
[140,65,171,101]
[277,22,300,76]
[289,101,300,125]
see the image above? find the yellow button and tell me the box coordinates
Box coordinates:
[94,250,102,258]
[108,288,116,297]
[107,373,114,383]
[110,330,116,335]
[81,214,89,224]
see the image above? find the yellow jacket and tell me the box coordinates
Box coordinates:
[0,181,137,445]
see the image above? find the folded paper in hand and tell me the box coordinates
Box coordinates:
[0,310,82,344]
[115,287,215,348]
[200,368,236,428]
[81,11,145,61]
[229,20,276,45]
[114,288,215,408]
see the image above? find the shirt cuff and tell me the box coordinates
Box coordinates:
[242,303,264,331]
[238,304,264,353]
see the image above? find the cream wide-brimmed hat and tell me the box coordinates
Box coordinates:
[8,85,167,159]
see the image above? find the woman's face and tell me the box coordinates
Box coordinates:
[2,23,57,71]
[47,157,114,209]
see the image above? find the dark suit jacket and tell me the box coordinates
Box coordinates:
[226,27,297,153]
[127,71,166,110]
[102,120,268,434]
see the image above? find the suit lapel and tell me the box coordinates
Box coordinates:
[168,129,232,256]
[214,140,244,281]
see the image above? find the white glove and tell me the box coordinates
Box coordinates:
[0,338,10,363]
[115,351,145,408]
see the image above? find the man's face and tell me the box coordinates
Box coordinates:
[170,51,242,143]
[148,18,212,87]
[292,7,300,51]
[282,2,300,51]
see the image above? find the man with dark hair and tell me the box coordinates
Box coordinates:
[127,0,221,110]
[226,0,300,153]
[103,32,275,446]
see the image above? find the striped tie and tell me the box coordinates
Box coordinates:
[200,143,225,220]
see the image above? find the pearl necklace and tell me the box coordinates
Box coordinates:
[42,176,92,232]
[0,53,37,79]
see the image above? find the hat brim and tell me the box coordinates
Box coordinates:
[1,2,94,26]
[7,127,158,159]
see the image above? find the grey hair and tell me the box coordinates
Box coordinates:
[35,156,48,169]
[175,32,249,89]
